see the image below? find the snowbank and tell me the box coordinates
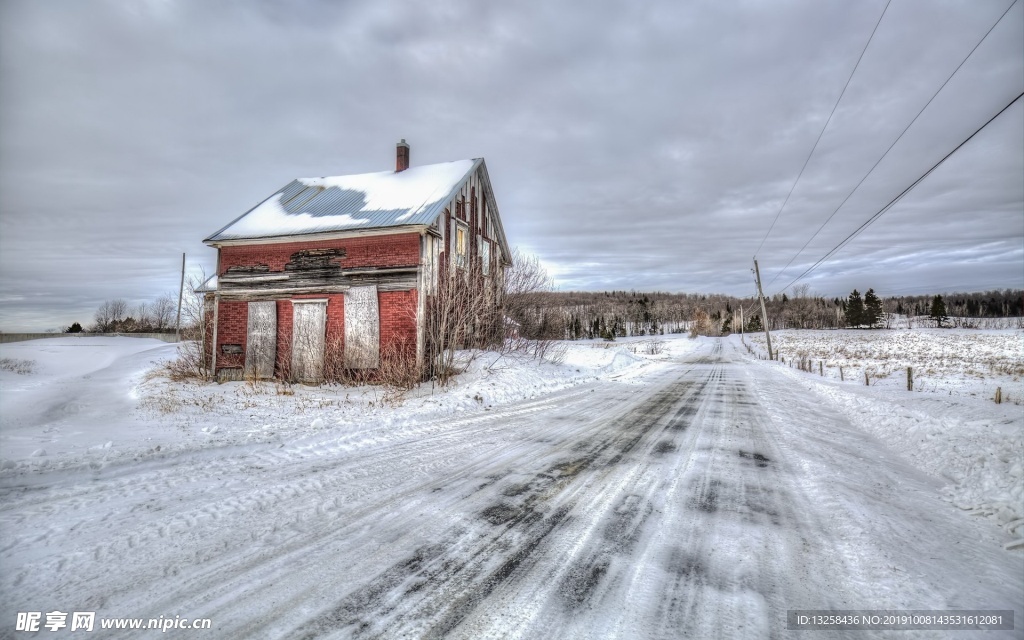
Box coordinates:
[0,335,697,474]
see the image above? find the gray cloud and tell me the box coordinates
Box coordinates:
[1,0,1021,330]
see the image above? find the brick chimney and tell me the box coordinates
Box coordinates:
[396,139,410,172]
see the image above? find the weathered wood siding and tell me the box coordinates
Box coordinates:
[217,234,421,301]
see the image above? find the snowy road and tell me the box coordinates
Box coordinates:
[1,339,1020,638]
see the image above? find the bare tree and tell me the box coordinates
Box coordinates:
[94,299,128,332]
[134,302,153,331]
[151,293,177,330]
[785,284,816,329]
[424,259,503,385]
[422,247,558,386]
[689,308,714,337]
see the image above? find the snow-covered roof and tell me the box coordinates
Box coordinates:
[205,159,480,243]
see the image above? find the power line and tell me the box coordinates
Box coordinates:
[772,90,1024,296]
[754,0,892,257]
[764,0,1020,290]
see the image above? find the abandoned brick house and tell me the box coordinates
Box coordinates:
[201,140,511,382]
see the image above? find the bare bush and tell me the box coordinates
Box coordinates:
[0,358,35,375]
[424,259,504,386]
[323,335,419,402]
[163,340,209,381]
[160,270,214,381]
[642,339,665,355]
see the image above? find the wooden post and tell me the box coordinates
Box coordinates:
[840,366,844,382]
[175,252,185,342]
[865,371,869,386]
[907,367,913,391]
[819,361,823,376]
[995,387,1002,404]
[753,259,773,360]
[740,305,744,337]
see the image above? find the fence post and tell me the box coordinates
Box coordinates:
[865,371,869,386]
[995,387,1002,404]
[840,366,844,382]
[819,361,823,376]
[907,367,913,391]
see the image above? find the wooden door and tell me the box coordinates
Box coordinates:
[244,301,276,379]
[291,301,327,382]
[344,285,379,369]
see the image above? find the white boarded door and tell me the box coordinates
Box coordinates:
[245,301,277,379]
[345,285,379,369]
[292,301,327,382]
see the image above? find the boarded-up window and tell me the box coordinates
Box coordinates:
[292,301,327,382]
[345,285,379,369]
[245,301,276,379]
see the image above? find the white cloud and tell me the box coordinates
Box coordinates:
[0,0,1020,329]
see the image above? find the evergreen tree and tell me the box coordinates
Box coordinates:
[846,290,865,328]
[930,295,948,328]
[863,289,884,329]
[65,322,83,333]
[746,313,763,332]
[721,315,732,335]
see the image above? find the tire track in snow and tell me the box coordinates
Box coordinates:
[281,352,718,638]
[7,339,1018,638]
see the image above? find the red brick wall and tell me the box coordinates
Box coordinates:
[380,289,418,357]
[213,232,422,377]
[219,233,420,274]
[216,301,248,369]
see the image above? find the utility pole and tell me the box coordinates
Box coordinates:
[753,258,774,360]
[739,305,744,337]
[175,253,185,342]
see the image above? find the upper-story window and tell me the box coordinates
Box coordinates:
[480,238,491,275]
[455,224,468,269]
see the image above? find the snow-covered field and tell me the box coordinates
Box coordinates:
[744,328,1024,401]
[0,334,1021,638]
[741,329,1024,549]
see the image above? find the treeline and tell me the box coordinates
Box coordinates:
[519,290,740,340]
[85,296,179,333]
[888,291,1024,319]
[67,278,208,335]
[514,287,1024,339]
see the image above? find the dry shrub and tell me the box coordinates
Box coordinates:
[424,260,504,386]
[323,336,420,401]
[0,358,35,375]
[502,335,567,364]
[628,339,664,355]
[163,340,208,381]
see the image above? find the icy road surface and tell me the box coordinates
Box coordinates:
[1,340,1020,639]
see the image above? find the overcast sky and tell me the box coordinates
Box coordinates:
[1,0,1021,331]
